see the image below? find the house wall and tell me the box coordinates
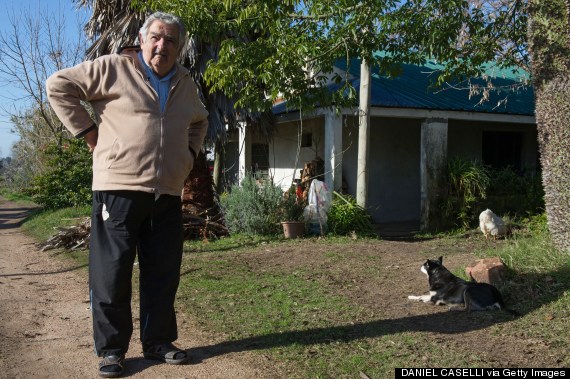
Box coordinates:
[262,115,422,224]
[268,117,325,190]
[227,112,538,227]
[341,116,422,224]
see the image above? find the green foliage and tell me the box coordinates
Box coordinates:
[219,174,283,235]
[131,0,530,113]
[29,138,92,209]
[328,192,376,237]
[525,212,549,235]
[444,157,490,228]
[0,187,34,203]
[2,139,45,194]
[528,0,570,80]
[486,167,544,216]
[444,158,545,229]
[278,185,305,221]
[1,5,88,194]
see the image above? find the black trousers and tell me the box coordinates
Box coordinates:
[90,191,184,357]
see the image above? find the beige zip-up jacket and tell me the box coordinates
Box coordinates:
[46,48,209,197]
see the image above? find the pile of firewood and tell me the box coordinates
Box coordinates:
[39,210,228,252]
[39,217,91,252]
[39,213,229,251]
[182,212,228,241]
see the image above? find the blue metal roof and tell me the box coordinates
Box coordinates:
[274,57,535,116]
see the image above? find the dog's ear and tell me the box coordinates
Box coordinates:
[438,256,443,264]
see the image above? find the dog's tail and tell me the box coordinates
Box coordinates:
[497,298,520,316]
[492,286,520,316]
[495,291,520,316]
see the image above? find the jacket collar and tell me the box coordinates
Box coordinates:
[118,46,189,81]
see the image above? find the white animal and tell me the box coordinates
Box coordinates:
[479,209,507,240]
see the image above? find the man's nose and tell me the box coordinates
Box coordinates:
[156,37,166,49]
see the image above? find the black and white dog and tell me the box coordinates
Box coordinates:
[408,256,517,314]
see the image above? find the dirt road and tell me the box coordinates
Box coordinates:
[0,198,275,379]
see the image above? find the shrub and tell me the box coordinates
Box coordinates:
[219,175,283,235]
[443,157,490,229]
[328,192,376,237]
[29,138,92,209]
[485,167,544,216]
[444,158,545,230]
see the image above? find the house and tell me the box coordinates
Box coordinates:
[222,57,537,234]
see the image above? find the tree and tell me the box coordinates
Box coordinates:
[159,0,532,212]
[129,1,527,112]
[0,5,88,189]
[0,6,87,142]
[527,0,570,252]
[77,1,570,250]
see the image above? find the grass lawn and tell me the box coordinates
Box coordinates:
[21,207,570,378]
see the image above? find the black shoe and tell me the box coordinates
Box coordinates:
[143,343,188,365]
[98,354,125,378]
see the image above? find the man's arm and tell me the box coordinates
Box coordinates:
[187,80,209,158]
[188,117,208,159]
[46,60,103,139]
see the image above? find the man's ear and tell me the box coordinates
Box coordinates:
[138,32,144,45]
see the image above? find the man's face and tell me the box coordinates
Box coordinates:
[139,20,180,77]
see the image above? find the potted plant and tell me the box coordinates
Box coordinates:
[279,185,306,238]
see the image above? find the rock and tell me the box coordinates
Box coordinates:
[465,257,506,285]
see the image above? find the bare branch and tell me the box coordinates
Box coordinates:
[0,4,87,143]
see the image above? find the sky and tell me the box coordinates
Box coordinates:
[0,0,88,158]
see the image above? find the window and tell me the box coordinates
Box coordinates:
[301,133,312,148]
[251,143,270,177]
[482,131,522,171]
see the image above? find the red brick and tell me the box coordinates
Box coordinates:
[465,257,506,285]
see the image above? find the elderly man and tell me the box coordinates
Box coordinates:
[46,12,208,378]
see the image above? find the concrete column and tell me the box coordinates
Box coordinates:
[238,121,251,184]
[420,118,449,231]
[323,111,343,191]
[356,60,371,208]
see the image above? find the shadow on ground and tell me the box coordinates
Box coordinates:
[0,205,37,229]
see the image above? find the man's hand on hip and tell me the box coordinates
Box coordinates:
[84,128,98,152]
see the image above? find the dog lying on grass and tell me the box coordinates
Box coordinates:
[408,256,518,315]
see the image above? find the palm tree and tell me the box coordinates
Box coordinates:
[74,0,275,238]
[76,0,144,57]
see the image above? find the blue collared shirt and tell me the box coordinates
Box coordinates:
[138,52,177,113]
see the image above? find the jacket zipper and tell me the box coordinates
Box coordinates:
[130,54,187,195]
[154,75,183,195]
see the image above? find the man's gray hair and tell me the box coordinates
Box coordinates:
[139,12,187,52]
